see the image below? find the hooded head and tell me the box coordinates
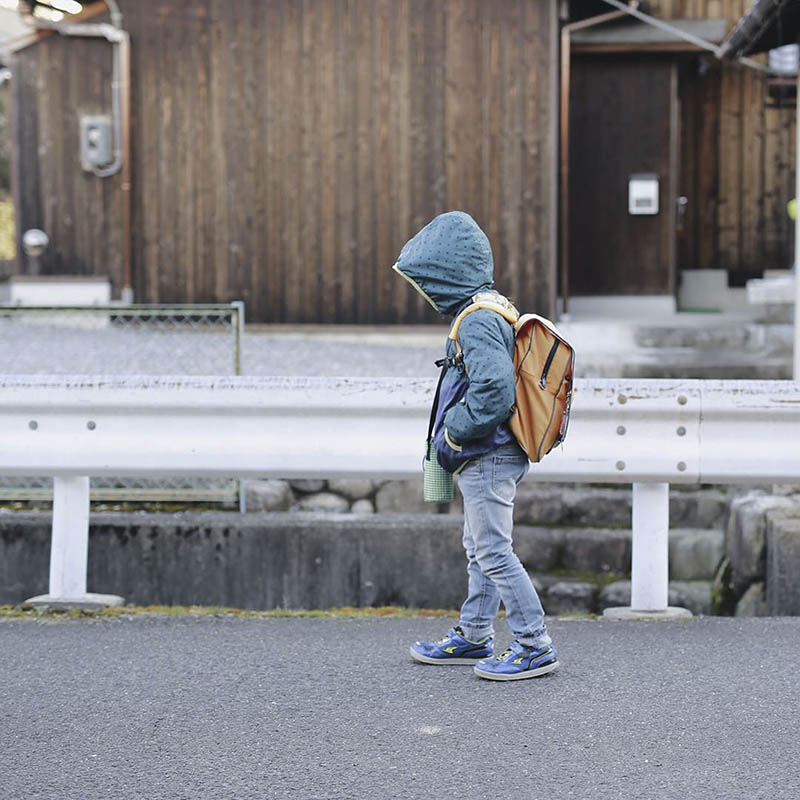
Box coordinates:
[392,211,494,316]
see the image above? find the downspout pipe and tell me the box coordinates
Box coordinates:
[23,11,133,302]
[559,4,636,319]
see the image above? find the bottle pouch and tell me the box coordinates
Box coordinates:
[423,439,454,503]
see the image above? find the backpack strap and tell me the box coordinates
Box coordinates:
[448,292,520,360]
[425,358,449,460]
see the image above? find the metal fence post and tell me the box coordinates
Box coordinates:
[604,482,691,620]
[631,482,669,611]
[231,300,247,513]
[25,476,124,610]
[50,476,90,598]
[232,300,245,377]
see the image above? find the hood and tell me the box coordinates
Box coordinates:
[393,211,494,316]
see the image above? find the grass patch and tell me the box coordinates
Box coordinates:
[0,604,459,620]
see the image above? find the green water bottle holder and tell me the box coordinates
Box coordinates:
[423,439,454,503]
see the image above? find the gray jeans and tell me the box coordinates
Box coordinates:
[457,442,551,649]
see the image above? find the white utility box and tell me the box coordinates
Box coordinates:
[628,174,659,215]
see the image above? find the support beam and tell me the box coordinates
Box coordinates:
[604,482,692,620]
[631,481,669,610]
[25,476,123,610]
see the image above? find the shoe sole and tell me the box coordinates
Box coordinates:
[473,659,559,681]
[409,647,489,665]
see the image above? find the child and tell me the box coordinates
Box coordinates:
[392,211,558,682]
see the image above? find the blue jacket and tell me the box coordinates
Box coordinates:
[393,211,517,473]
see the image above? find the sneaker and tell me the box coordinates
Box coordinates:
[409,626,494,665]
[473,641,558,681]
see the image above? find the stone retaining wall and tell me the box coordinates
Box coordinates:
[0,507,723,615]
[715,489,800,616]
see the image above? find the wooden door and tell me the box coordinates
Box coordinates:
[568,56,678,296]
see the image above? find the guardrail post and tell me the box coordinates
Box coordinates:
[631,482,669,611]
[25,477,124,610]
[604,482,691,620]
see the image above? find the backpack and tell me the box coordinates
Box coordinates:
[449,292,575,463]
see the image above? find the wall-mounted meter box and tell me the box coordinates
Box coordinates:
[628,173,659,215]
[79,115,112,172]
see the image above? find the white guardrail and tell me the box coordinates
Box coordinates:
[2,375,799,615]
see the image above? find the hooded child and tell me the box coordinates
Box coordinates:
[393,211,558,681]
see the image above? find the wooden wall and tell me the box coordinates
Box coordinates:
[11,34,123,281]
[653,0,797,277]
[11,0,558,323]
[679,61,796,277]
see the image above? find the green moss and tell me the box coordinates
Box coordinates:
[540,569,628,586]
[0,604,459,620]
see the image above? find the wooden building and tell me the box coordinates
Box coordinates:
[8,0,558,323]
[5,0,798,322]
[567,0,796,309]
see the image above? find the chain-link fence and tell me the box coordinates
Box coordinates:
[0,303,244,505]
[0,303,244,374]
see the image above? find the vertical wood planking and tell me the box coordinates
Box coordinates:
[240,1,259,314]
[391,0,411,322]
[209,0,229,303]
[12,0,560,323]
[717,65,742,270]
[740,67,764,271]
[353,0,374,322]
[373,0,393,320]
[194,1,214,304]
[318,0,337,322]
[504,3,520,307]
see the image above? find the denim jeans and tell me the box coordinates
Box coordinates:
[457,441,552,649]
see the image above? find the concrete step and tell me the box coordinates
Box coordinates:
[560,316,793,379]
[575,348,789,379]
[514,483,734,530]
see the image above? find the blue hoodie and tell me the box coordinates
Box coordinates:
[393,211,517,473]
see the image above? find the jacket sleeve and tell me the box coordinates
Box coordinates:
[442,310,515,443]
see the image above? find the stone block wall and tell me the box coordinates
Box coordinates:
[714,489,800,616]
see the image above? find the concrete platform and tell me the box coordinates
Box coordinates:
[603,606,693,620]
[24,592,124,611]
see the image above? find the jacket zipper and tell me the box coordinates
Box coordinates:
[539,340,560,389]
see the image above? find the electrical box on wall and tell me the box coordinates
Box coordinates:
[628,173,659,215]
[79,116,112,171]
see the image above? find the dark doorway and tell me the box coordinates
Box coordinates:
[568,56,679,297]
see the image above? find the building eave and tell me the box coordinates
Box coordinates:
[719,0,800,58]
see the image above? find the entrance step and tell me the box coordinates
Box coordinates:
[558,315,792,379]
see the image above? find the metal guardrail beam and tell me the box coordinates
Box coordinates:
[1,376,799,482]
[2,375,800,615]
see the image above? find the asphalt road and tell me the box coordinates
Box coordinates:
[1,615,798,800]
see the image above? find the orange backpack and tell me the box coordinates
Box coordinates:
[449,293,575,463]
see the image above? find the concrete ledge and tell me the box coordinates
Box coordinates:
[0,511,469,610]
[602,606,693,621]
[24,593,124,611]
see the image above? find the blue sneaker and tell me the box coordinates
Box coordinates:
[473,641,558,681]
[410,626,494,665]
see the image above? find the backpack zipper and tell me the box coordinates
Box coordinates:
[539,340,560,389]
